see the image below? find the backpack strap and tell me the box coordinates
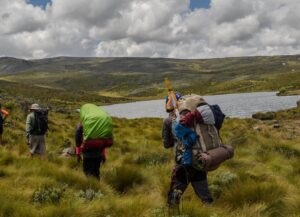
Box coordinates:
[194,120,207,152]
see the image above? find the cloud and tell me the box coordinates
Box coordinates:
[0,0,47,35]
[0,0,300,59]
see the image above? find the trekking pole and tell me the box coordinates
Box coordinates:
[165,78,180,122]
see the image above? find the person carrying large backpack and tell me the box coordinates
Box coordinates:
[162,94,214,207]
[75,104,113,179]
[0,103,9,146]
[26,104,48,158]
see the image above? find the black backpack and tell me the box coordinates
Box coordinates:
[0,112,3,126]
[34,110,48,134]
[209,104,225,130]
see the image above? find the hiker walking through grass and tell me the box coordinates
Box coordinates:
[26,104,48,158]
[0,103,9,146]
[162,94,214,207]
[75,104,113,179]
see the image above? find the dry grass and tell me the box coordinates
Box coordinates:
[0,95,299,216]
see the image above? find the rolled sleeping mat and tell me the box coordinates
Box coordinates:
[199,144,234,172]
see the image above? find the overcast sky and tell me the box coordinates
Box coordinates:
[0,0,300,59]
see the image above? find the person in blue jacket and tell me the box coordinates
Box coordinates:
[162,94,213,207]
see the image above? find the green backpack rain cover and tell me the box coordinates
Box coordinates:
[80,104,113,140]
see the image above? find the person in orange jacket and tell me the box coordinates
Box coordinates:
[0,103,9,145]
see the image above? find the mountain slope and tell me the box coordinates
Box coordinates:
[0,55,300,98]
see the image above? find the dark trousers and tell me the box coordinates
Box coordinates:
[83,157,102,179]
[168,165,213,206]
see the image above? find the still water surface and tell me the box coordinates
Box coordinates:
[101,92,300,119]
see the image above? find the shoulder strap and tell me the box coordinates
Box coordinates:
[207,125,222,149]
[194,120,207,152]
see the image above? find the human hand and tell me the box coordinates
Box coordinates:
[180,111,194,127]
[101,156,106,164]
[77,154,82,163]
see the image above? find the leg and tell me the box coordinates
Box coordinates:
[91,157,101,180]
[29,135,39,157]
[83,157,93,177]
[0,125,3,145]
[83,157,101,179]
[190,169,213,204]
[167,165,189,207]
[37,135,46,159]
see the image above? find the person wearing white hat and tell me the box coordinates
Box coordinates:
[26,104,48,157]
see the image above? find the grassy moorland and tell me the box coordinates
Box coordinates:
[0,82,300,217]
[0,55,300,99]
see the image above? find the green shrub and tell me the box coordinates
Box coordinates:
[3,100,16,110]
[209,184,222,199]
[252,112,276,120]
[32,186,65,204]
[75,188,104,201]
[213,171,238,186]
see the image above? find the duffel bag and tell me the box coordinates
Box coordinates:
[197,144,234,171]
[84,138,113,149]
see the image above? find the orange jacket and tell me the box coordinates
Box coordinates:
[0,109,9,119]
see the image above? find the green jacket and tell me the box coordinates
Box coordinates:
[26,112,43,139]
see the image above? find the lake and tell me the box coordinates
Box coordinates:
[101,92,300,119]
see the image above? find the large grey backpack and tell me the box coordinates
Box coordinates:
[177,94,233,171]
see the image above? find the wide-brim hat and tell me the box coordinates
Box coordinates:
[30,104,41,110]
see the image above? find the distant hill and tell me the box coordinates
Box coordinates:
[0,55,300,98]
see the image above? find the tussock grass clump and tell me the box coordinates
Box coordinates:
[104,165,145,193]
[222,181,286,209]
[0,169,8,178]
[133,152,169,166]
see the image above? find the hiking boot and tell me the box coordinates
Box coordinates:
[167,189,182,207]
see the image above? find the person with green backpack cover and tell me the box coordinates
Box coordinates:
[75,104,113,179]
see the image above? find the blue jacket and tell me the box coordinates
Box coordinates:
[173,123,197,166]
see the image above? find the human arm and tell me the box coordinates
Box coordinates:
[25,113,34,143]
[75,124,83,162]
[1,109,9,120]
[162,118,175,148]
[101,148,106,163]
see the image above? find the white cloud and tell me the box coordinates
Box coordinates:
[0,0,300,59]
[0,0,47,35]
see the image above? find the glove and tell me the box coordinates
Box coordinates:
[180,111,195,127]
[101,156,106,164]
[76,154,82,163]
